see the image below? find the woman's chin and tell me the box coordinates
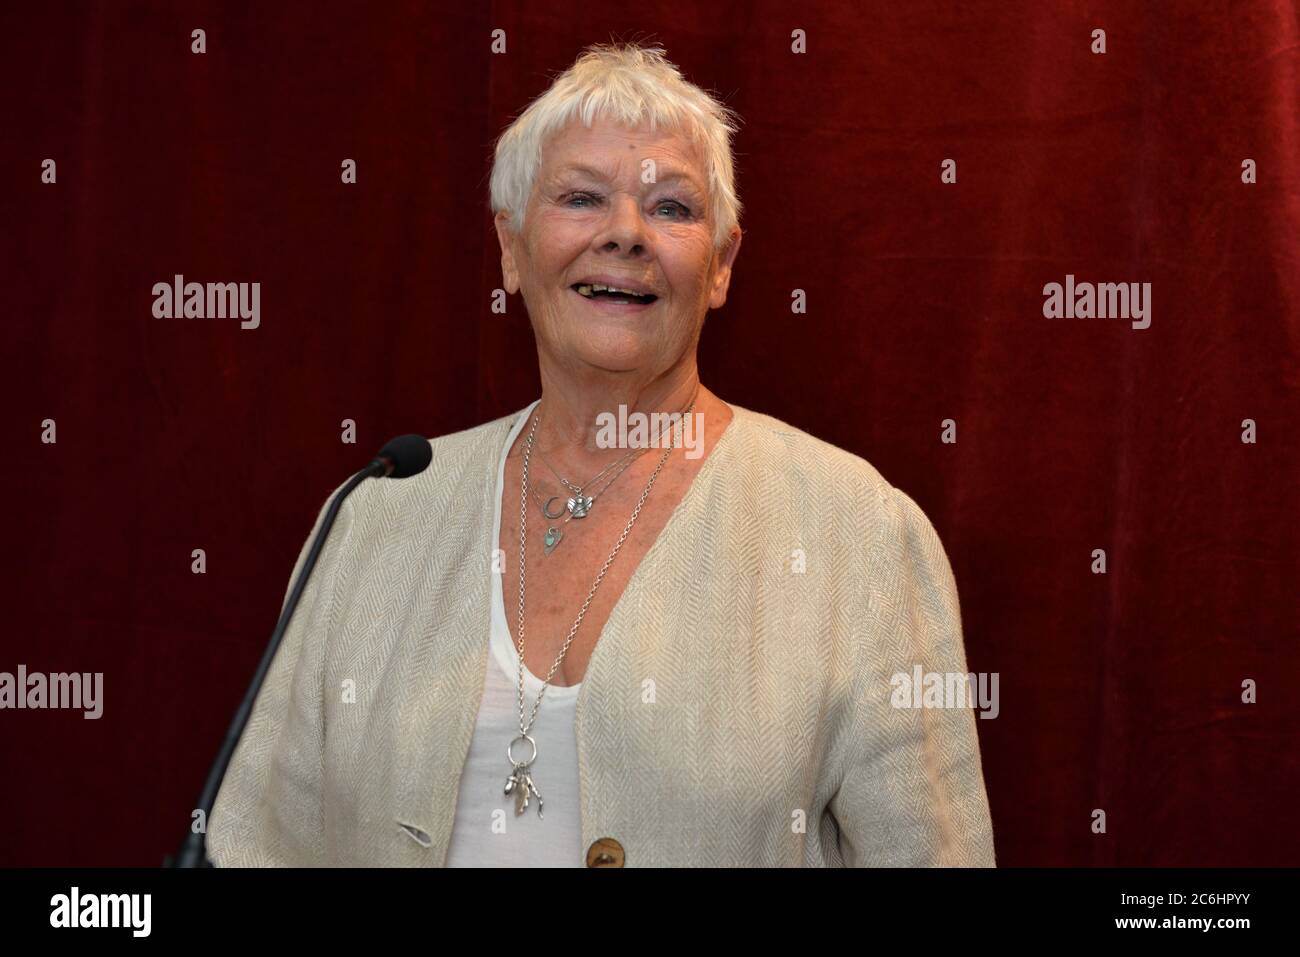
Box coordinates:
[566,334,657,373]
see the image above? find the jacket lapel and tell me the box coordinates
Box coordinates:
[385,414,514,865]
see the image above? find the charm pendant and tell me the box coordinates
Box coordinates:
[566,495,593,518]
[504,735,543,818]
[543,526,563,555]
[504,762,543,817]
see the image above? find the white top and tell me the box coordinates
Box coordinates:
[444,398,585,867]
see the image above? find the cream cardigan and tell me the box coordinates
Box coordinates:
[208,401,996,867]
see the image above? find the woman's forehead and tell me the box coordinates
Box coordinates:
[542,120,705,178]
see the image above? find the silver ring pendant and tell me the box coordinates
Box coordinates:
[541,496,567,520]
[507,734,538,767]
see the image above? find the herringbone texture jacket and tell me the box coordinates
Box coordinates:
[208,401,997,867]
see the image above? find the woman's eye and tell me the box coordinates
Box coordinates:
[655,200,692,219]
[565,191,599,207]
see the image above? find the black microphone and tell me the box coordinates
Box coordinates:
[365,433,433,479]
[170,434,431,868]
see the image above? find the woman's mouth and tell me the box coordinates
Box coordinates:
[570,283,659,310]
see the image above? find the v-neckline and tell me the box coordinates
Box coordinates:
[494,397,742,694]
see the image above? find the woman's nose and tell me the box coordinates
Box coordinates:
[598,195,648,253]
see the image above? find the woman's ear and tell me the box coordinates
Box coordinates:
[708,227,743,310]
[494,211,521,295]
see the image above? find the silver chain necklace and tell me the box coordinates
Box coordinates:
[504,390,699,818]
[536,404,686,501]
[528,402,690,555]
[527,455,636,555]
[538,441,639,506]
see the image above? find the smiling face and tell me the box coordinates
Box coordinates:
[495,115,741,378]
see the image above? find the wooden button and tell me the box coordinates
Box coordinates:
[586,837,625,867]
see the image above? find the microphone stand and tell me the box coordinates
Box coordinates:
[169,450,403,868]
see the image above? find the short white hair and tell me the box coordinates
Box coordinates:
[489,42,743,251]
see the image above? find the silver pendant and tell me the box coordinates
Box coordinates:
[504,735,543,818]
[566,495,593,518]
[543,526,563,555]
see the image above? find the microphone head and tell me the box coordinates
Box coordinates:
[375,434,433,479]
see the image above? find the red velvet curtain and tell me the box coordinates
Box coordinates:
[2,1,1296,866]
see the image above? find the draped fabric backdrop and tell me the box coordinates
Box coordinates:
[2,1,1296,866]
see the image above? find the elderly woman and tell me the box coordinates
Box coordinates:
[209,43,995,867]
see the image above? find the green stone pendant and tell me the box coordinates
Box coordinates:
[543,526,563,555]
